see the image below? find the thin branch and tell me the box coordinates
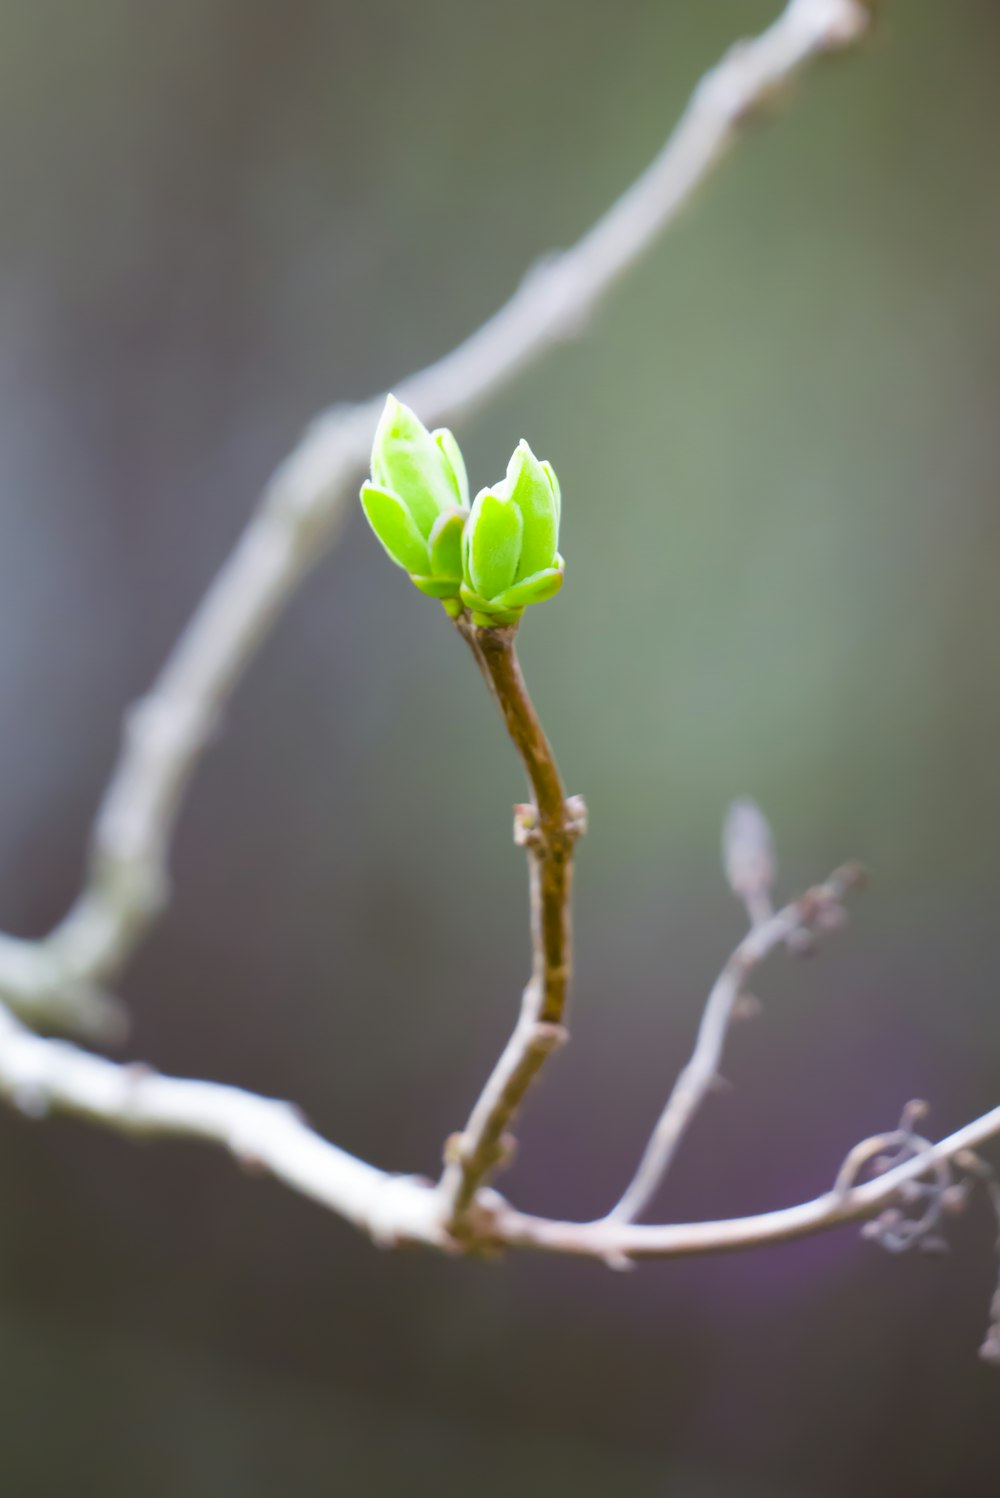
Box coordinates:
[1,990,997,1272]
[606,863,865,1224]
[0,0,875,1035]
[493,1108,1000,1262]
[0,1000,447,1251]
[439,622,585,1224]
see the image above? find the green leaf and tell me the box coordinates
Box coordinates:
[541,460,561,526]
[412,575,462,598]
[370,395,459,536]
[465,489,523,601]
[471,607,522,627]
[433,428,469,508]
[459,584,523,628]
[428,508,465,582]
[360,483,431,574]
[459,583,492,613]
[496,564,564,610]
[504,440,558,581]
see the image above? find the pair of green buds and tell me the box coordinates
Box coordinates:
[359,396,564,627]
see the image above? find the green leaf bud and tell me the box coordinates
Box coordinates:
[433,428,469,509]
[541,460,561,526]
[370,395,461,534]
[495,562,564,610]
[361,396,471,604]
[360,483,432,575]
[428,508,465,583]
[503,440,559,580]
[362,401,566,625]
[458,581,523,629]
[458,441,564,624]
[412,575,466,598]
[465,488,523,602]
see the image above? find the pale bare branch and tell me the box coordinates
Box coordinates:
[606,864,865,1225]
[1,992,997,1281]
[494,1108,1000,1262]
[0,1000,447,1250]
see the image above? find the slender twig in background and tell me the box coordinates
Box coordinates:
[439,622,585,1225]
[0,0,876,1035]
[606,863,865,1225]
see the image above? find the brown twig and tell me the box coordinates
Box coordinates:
[438,621,585,1225]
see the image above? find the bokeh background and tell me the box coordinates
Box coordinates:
[0,1,998,1494]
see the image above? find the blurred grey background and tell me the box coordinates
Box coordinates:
[0,1,998,1494]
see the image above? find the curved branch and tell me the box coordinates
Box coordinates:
[0,1001,447,1251]
[1,992,996,1273]
[494,1107,1000,1261]
[0,0,875,1034]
